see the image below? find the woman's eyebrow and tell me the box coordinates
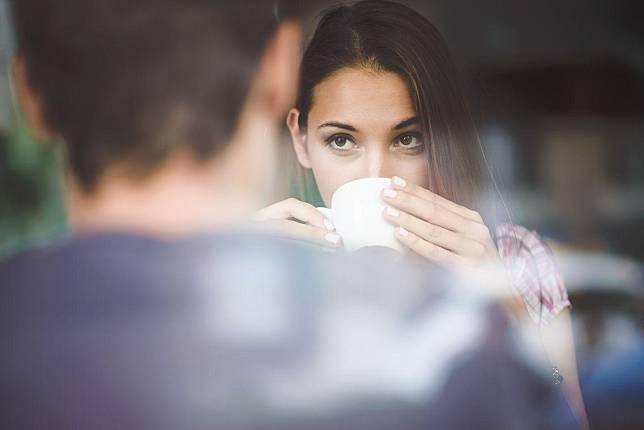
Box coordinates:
[317,121,357,132]
[393,117,418,130]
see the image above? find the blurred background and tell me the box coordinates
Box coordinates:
[0,0,642,427]
[0,0,65,256]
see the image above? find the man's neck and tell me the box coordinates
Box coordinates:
[67,155,257,238]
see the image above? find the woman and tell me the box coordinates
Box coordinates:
[254,1,588,427]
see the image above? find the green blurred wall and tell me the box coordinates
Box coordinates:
[0,124,66,258]
[0,1,66,258]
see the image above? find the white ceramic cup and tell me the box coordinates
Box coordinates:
[317,177,404,252]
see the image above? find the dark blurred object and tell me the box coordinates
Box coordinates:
[552,252,644,429]
[581,334,644,430]
[474,59,644,118]
[602,218,644,262]
[548,289,644,430]
[575,290,644,430]
[0,128,47,213]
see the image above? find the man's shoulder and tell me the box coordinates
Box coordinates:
[0,232,321,289]
[0,240,71,286]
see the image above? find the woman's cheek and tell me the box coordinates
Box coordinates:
[314,169,350,206]
[306,146,350,201]
[393,158,430,188]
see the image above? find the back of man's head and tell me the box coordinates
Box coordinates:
[11,0,296,191]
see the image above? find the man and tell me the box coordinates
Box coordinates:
[0,1,555,429]
[9,0,301,234]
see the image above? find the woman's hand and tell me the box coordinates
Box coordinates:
[382,176,498,267]
[252,198,342,248]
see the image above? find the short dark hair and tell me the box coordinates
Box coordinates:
[11,0,297,190]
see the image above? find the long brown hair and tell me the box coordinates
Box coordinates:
[294,0,494,213]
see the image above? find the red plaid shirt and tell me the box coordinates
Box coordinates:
[495,224,571,325]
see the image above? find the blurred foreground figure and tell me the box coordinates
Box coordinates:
[1,238,558,429]
[1,1,560,429]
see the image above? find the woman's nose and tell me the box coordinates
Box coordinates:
[366,148,392,178]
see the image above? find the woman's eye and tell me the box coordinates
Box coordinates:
[395,133,424,151]
[333,136,349,147]
[326,135,355,152]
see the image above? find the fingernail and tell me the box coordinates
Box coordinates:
[325,233,341,245]
[383,189,397,198]
[323,219,335,231]
[385,206,400,217]
[398,227,409,237]
[392,176,406,188]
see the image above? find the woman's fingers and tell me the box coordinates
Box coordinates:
[383,207,487,259]
[259,219,342,248]
[253,198,339,248]
[382,188,485,238]
[384,177,497,266]
[391,176,482,222]
[253,198,335,232]
[393,226,469,267]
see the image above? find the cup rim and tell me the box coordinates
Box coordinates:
[331,177,392,207]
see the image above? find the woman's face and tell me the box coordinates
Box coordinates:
[289,68,430,206]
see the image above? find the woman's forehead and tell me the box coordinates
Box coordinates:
[309,68,417,130]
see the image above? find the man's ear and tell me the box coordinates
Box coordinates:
[249,20,302,118]
[286,108,311,168]
[11,57,55,140]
